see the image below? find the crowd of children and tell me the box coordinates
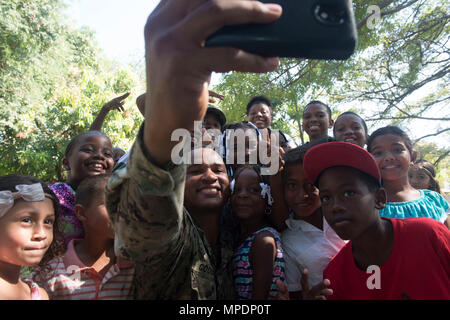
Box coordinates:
[1,0,449,301]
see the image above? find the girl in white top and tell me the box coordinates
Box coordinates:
[270,141,346,299]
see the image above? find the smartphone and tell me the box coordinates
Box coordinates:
[205,0,357,60]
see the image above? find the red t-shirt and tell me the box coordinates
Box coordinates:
[323,217,450,300]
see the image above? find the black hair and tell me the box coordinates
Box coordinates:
[304,100,332,119]
[246,96,274,115]
[232,164,267,183]
[75,174,111,208]
[0,174,65,268]
[282,136,335,182]
[367,125,414,156]
[333,111,368,136]
[64,131,111,158]
[317,166,381,193]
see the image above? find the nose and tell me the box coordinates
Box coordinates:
[330,197,345,214]
[201,168,218,183]
[343,127,353,135]
[382,150,395,162]
[92,148,106,160]
[295,186,309,202]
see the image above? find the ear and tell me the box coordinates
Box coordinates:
[328,118,334,129]
[74,204,88,222]
[62,158,70,171]
[374,188,387,210]
[410,150,418,164]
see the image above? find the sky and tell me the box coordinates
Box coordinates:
[66,0,159,66]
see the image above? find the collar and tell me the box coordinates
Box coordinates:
[63,239,134,271]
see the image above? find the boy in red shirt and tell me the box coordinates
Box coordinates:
[302,142,450,300]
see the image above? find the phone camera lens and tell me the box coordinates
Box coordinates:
[314,5,346,25]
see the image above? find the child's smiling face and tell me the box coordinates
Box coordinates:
[318,166,386,241]
[302,104,333,140]
[283,163,321,219]
[64,133,114,187]
[333,114,368,148]
[0,198,55,267]
[369,134,413,182]
[231,168,267,221]
[248,103,273,130]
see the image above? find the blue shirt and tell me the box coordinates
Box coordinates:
[379,189,449,223]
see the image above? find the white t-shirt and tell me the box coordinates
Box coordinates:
[281,216,347,292]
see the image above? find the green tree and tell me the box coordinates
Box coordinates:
[213,0,449,168]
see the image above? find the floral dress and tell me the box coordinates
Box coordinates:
[49,183,84,246]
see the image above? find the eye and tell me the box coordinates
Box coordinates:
[44,218,55,226]
[213,167,225,174]
[286,183,296,190]
[81,147,93,153]
[104,150,113,158]
[372,150,382,157]
[321,195,330,203]
[21,217,32,224]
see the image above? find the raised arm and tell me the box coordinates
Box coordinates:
[89,92,130,131]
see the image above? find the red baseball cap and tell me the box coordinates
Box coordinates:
[303,142,381,186]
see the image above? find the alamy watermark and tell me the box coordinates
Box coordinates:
[366,5,381,29]
[366,265,381,290]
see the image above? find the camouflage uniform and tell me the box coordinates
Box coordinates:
[105,125,236,299]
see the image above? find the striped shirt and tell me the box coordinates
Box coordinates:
[233,227,285,300]
[34,240,135,300]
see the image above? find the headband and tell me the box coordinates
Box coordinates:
[0,183,46,219]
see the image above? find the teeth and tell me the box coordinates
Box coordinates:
[201,188,218,193]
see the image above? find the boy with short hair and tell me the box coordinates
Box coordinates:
[303,142,450,300]
[34,174,135,300]
[302,101,334,145]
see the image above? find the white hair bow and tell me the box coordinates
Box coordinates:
[260,183,274,206]
[0,183,45,219]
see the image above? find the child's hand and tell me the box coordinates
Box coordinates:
[102,92,130,112]
[275,279,290,300]
[301,269,333,300]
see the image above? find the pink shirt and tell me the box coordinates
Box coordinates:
[34,240,135,300]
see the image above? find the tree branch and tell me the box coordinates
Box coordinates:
[413,127,450,144]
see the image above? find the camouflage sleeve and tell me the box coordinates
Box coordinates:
[105,123,187,264]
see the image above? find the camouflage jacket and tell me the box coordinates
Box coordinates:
[105,125,236,299]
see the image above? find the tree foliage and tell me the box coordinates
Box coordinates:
[0,0,144,183]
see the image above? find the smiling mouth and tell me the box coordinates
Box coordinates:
[382,165,400,170]
[198,187,221,196]
[87,162,105,171]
